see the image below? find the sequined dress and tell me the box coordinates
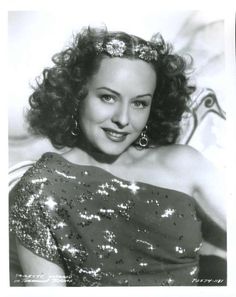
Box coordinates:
[9,152,202,286]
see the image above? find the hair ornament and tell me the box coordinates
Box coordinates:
[94,41,104,52]
[95,38,158,62]
[95,39,127,57]
[134,44,158,62]
[105,39,127,57]
[150,33,169,56]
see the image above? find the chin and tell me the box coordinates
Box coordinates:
[100,147,126,156]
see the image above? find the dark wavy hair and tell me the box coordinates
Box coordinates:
[27,26,195,148]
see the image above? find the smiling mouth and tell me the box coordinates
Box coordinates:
[102,128,129,142]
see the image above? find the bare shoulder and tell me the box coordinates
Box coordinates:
[148,144,206,171]
[143,145,226,230]
[146,144,216,190]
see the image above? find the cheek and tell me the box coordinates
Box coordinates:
[130,109,151,131]
[80,98,110,123]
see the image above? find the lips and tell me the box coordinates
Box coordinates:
[102,128,129,142]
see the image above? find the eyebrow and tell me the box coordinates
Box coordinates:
[96,87,152,99]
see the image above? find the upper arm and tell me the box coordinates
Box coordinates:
[16,239,66,286]
[192,152,226,231]
[169,145,226,229]
[167,145,226,249]
[186,148,227,251]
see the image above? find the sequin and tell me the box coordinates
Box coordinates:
[128,182,140,194]
[53,221,66,230]
[77,267,102,282]
[98,244,118,254]
[166,277,175,285]
[117,200,135,220]
[44,196,58,210]
[98,208,116,219]
[175,246,186,254]
[31,177,48,184]
[161,208,176,218]
[97,189,109,196]
[111,179,140,194]
[78,211,101,222]
[137,227,149,233]
[194,243,202,252]
[146,199,160,206]
[61,244,79,255]
[9,152,202,286]
[139,262,148,267]
[55,170,76,180]
[25,195,36,207]
[81,170,89,176]
[103,230,117,244]
[136,239,155,251]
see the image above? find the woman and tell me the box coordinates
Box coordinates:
[9,26,226,286]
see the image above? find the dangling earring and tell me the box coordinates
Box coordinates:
[71,116,80,136]
[138,125,149,148]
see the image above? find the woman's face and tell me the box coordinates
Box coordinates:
[78,57,157,156]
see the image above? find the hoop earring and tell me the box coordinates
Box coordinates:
[138,125,149,148]
[71,117,80,136]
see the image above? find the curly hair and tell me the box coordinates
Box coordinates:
[27,26,195,148]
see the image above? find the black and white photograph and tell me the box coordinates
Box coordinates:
[4,3,236,297]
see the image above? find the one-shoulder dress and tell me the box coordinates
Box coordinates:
[9,152,202,286]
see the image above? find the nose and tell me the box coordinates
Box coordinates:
[111,102,129,128]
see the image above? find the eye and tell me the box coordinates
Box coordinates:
[100,94,116,104]
[132,100,149,109]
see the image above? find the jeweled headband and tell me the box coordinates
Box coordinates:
[95,38,158,62]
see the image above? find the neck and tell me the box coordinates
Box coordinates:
[76,136,122,166]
